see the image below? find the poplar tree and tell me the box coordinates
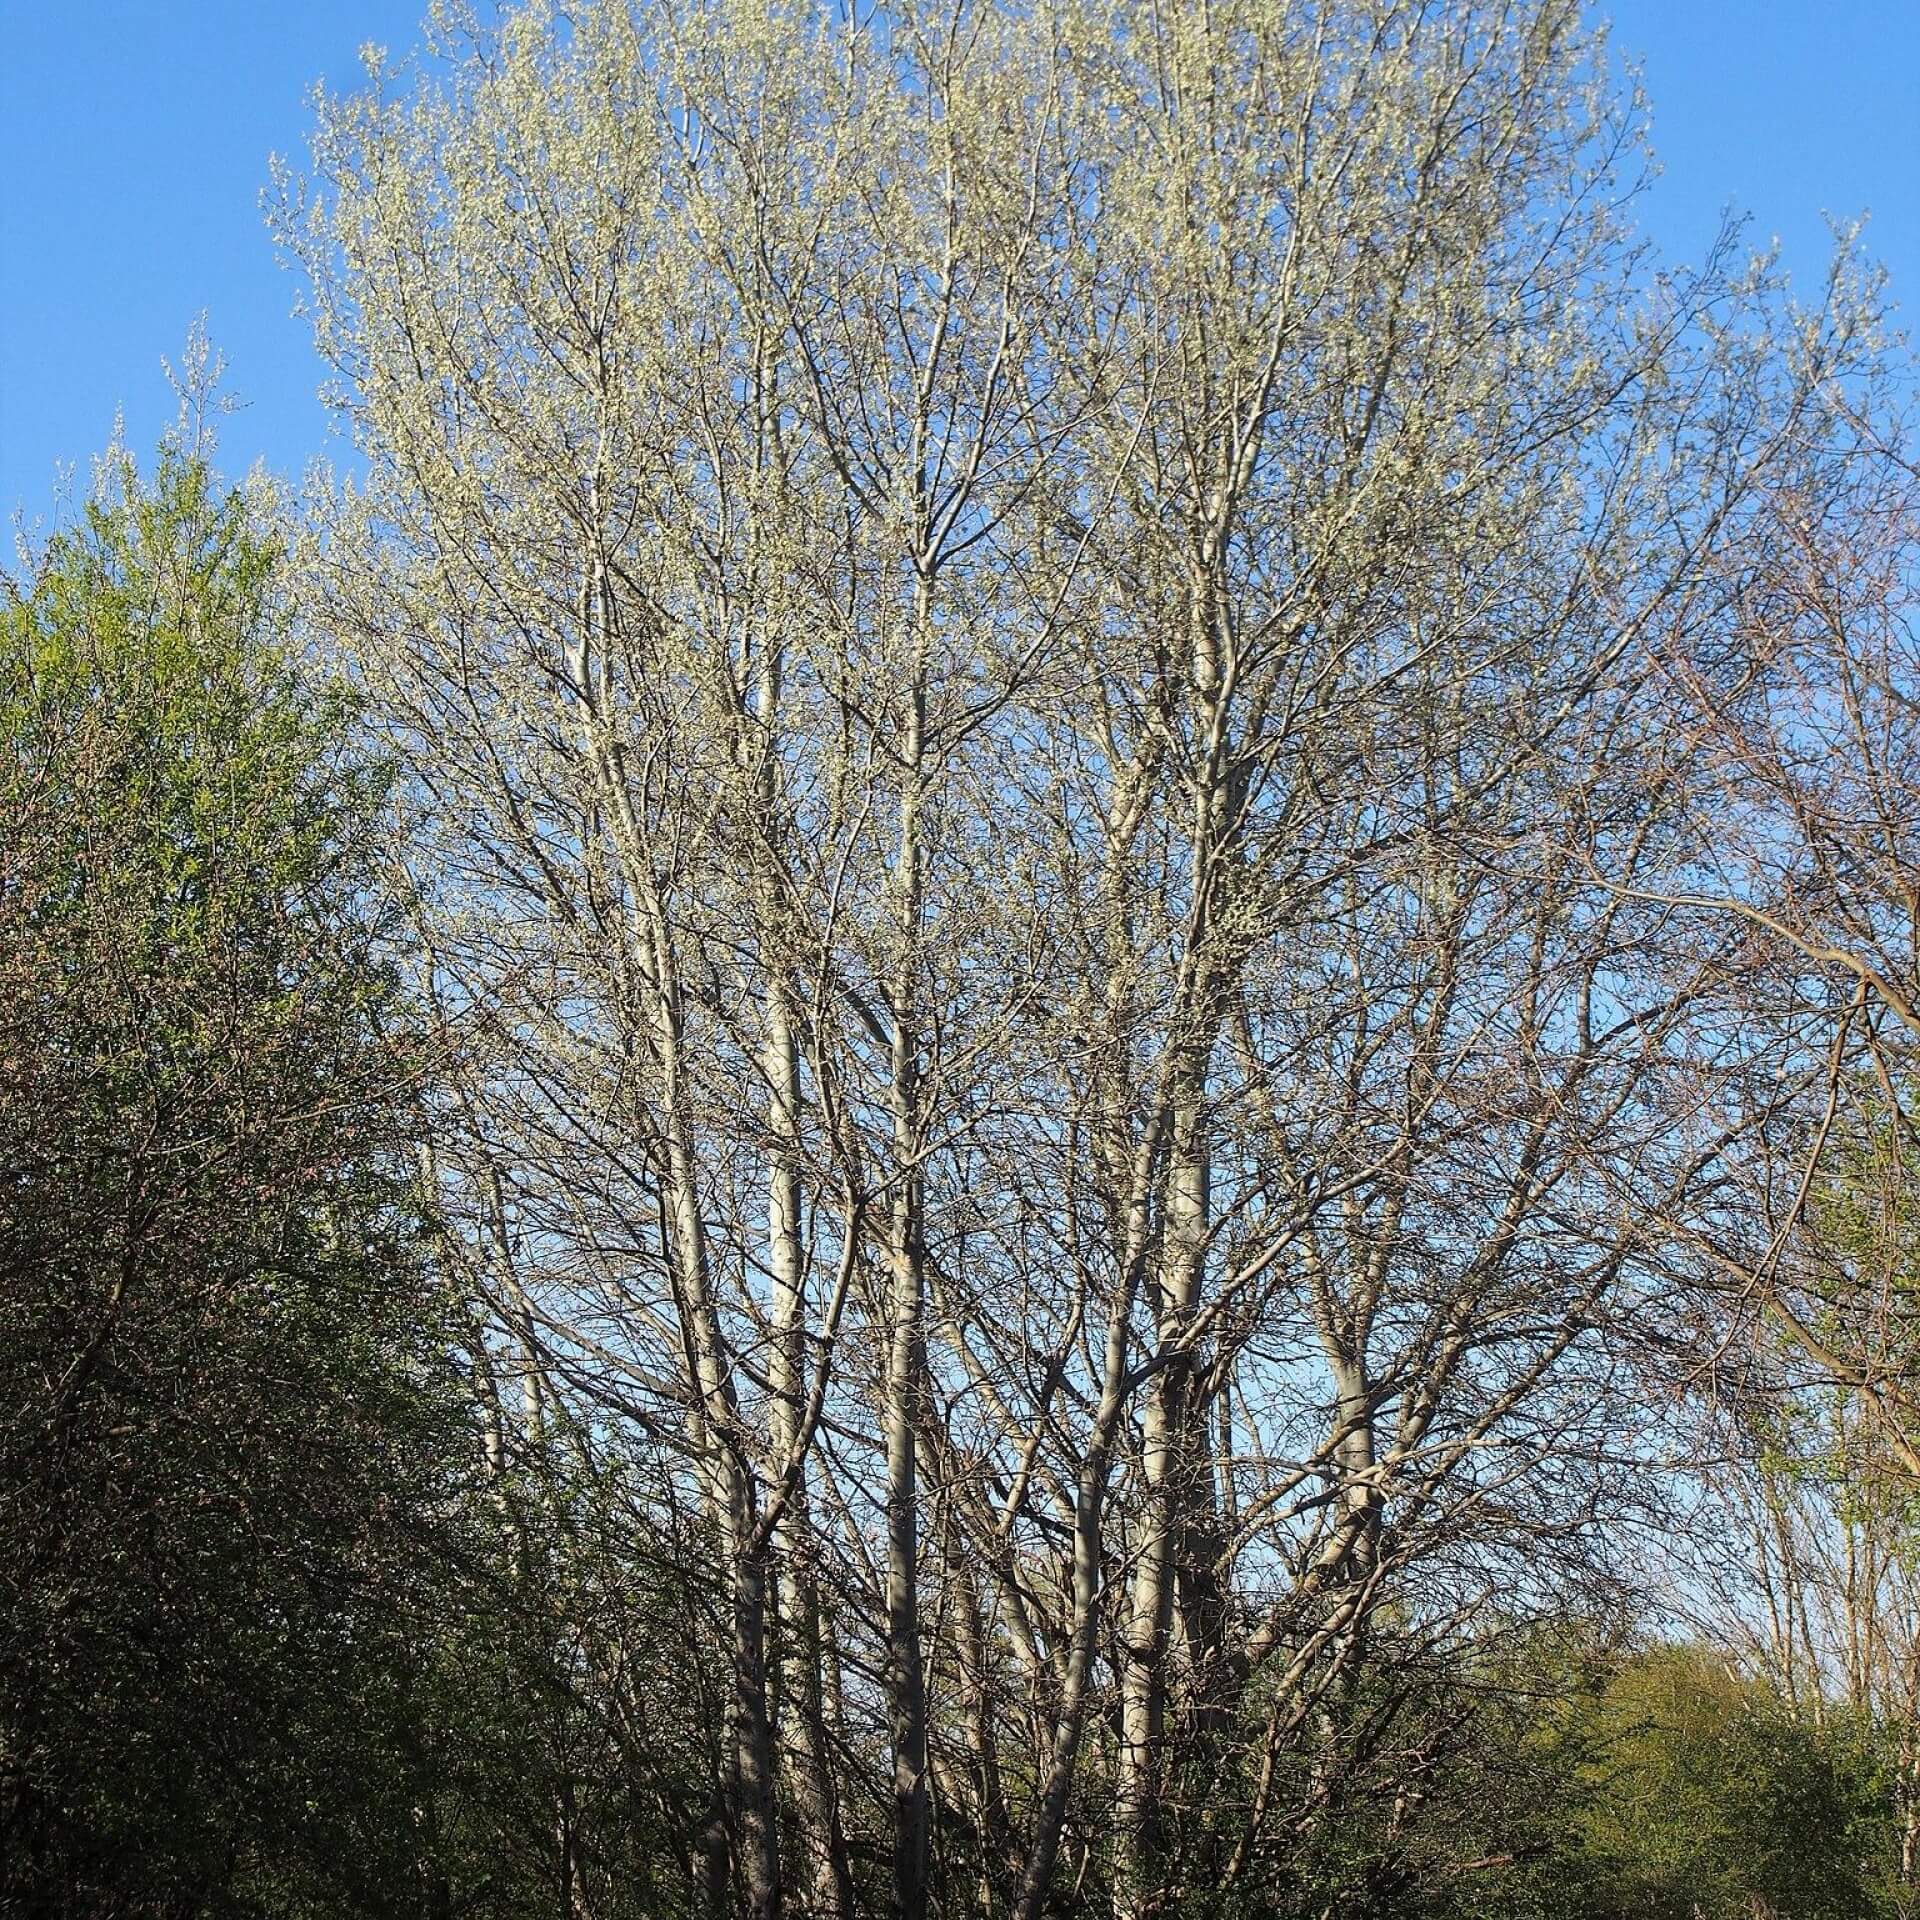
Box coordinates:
[274,4,1898,1913]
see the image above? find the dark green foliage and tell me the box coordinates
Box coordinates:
[0,442,475,1916]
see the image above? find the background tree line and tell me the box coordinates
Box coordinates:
[7,2,1920,1916]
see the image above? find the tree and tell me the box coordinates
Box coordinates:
[271,3,1902,1915]
[0,428,485,1917]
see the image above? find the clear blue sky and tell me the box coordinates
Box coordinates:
[2,2,1916,535]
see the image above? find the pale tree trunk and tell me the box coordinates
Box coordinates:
[755,632,856,1920]
[627,787,781,1919]
[886,657,931,1920]
[1011,1114,1169,1920]
[1115,1082,1207,1920]
[947,1524,1011,1915]
[1115,554,1242,1919]
[570,498,786,1917]
[1899,1632,1920,1901]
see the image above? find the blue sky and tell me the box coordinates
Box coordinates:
[2,1,1916,535]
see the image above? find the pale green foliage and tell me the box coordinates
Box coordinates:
[1561,1647,1890,1920]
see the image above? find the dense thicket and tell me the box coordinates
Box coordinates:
[6,1,1920,1916]
[0,441,701,1919]
[0,441,468,1912]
